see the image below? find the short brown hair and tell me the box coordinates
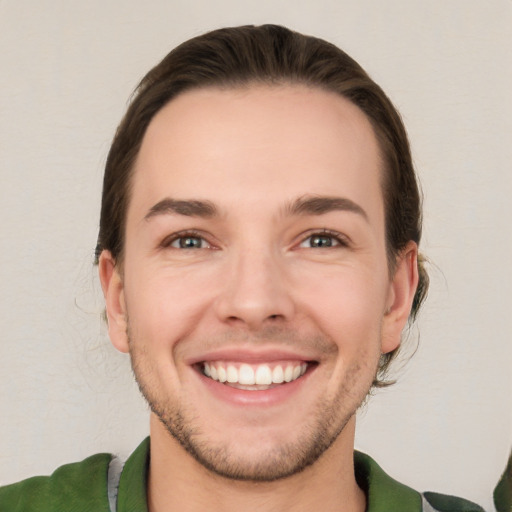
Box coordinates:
[96,24,428,387]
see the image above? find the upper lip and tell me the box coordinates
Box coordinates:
[186,347,319,366]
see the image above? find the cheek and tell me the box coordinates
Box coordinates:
[123,265,216,345]
[294,266,388,346]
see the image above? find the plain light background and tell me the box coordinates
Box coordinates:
[1,1,511,510]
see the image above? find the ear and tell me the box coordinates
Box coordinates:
[98,250,130,353]
[381,241,419,354]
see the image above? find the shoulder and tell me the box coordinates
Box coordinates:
[0,452,112,512]
[354,451,485,512]
[422,492,486,512]
[494,450,512,512]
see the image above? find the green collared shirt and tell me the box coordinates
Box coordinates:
[0,438,484,512]
[493,451,512,512]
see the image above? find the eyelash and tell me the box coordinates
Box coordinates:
[297,229,350,249]
[160,229,349,251]
[160,230,212,250]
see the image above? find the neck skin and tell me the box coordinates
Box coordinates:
[147,414,366,512]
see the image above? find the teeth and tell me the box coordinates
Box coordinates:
[217,366,227,383]
[226,365,237,383]
[255,365,272,385]
[272,365,284,383]
[239,364,255,385]
[203,361,308,386]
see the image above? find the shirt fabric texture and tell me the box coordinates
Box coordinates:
[0,438,485,512]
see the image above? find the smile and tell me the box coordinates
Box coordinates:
[202,361,309,389]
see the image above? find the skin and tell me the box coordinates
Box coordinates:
[99,85,418,512]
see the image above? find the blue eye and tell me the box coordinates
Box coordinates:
[299,232,345,248]
[170,235,207,249]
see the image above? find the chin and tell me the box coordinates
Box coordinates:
[148,390,355,482]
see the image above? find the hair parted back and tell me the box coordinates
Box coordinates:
[96,24,428,387]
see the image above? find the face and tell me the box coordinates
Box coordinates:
[100,85,417,481]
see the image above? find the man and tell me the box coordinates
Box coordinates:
[0,25,484,511]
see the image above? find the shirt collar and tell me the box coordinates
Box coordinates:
[116,439,422,512]
[355,451,422,512]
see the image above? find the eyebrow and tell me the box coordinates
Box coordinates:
[284,195,368,221]
[144,195,368,222]
[144,198,218,220]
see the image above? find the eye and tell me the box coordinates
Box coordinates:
[172,236,207,249]
[298,231,347,249]
[161,232,211,250]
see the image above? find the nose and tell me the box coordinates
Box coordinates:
[213,248,295,330]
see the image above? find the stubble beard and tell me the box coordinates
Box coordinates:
[128,329,379,483]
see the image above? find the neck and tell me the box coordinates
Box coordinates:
[147,414,366,512]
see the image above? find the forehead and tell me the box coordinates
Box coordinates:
[130,84,383,221]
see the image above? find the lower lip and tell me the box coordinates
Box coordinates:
[197,366,315,406]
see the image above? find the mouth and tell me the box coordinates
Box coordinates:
[198,360,314,391]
